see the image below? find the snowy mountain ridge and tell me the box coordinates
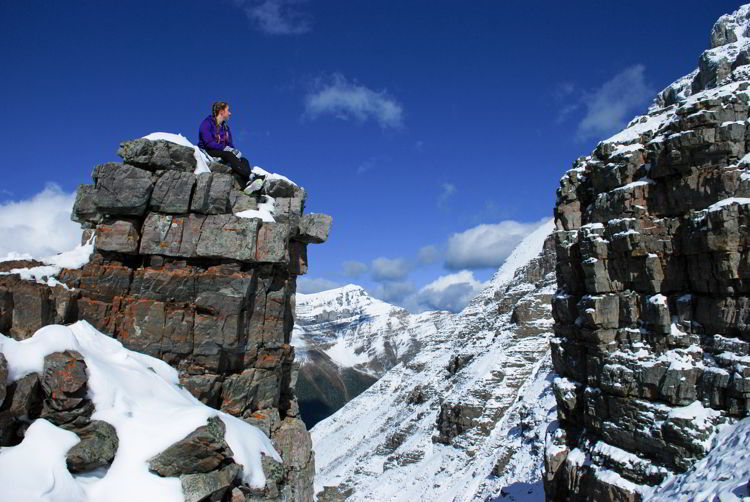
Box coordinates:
[293,283,456,427]
[308,219,558,501]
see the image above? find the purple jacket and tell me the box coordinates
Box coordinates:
[198,115,234,150]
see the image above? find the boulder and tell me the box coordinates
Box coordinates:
[40,351,93,428]
[139,213,207,258]
[149,416,233,477]
[229,189,258,213]
[150,171,196,214]
[95,220,141,254]
[191,173,232,215]
[9,283,54,339]
[272,417,315,500]
[66,420,119,473]
[208,161,233,175]
[117,138,196,172]
[221,368,280,416]
[93,163,154,216]
[296,213,332,244]
[0,373,42,445]
[71,184,99,224]
[263,177,297,198]
[195,215,259,262]
[272,196,305,226]
[5,373,42,419]
[180,464,241,502]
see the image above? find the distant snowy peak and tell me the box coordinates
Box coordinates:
[296,284,408,326]
[297,284,398,309]
[293,284,453,428]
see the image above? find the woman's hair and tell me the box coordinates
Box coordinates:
[212,101,229,118]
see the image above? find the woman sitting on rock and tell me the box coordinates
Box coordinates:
[198,101,256,189]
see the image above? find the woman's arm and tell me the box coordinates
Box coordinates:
[226,124,235,148]
[199,119,224,150]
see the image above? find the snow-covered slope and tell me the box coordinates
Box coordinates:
[293,285,454,427]
[0,321,279,502]
[644,416,750,501]
[310,219,557,501]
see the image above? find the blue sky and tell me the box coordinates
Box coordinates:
[0,0,742,311]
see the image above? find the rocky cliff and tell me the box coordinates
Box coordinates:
[0,137,331,501]
[311,220,557,501]
[546,5,750,501]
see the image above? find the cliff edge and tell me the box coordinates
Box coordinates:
[0,136,331,501]
[546,5,750,501]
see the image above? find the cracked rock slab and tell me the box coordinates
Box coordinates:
[93,163,154,216]
[148,416,234,477]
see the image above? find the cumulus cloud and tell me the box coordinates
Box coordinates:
[234,0,312,35]
[437,183,456,208]
[0,184,80,259]
[406,270,485,313]
[304,73,404,129]
[576,64,654,140]
[297,277,342,294]
[342,260,368,277]
[417,245,439,264]
[444,219,548,270]
[371,257,411,281]
[369,280,416,305]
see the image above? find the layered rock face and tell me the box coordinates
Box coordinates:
[546,5,750,501]
[0,137,331,501]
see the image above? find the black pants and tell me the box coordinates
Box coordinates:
[205,148,251,183]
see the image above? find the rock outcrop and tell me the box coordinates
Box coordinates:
[0,349,116,475]
[0,137,331,501]
[546,5,750,500]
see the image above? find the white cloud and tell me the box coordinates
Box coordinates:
[0,184,81,259]
[356,155,388,175]
[234,0,312,35]
[304,73,404,129]
[297,276,343,294]
[342,260,368,277]
[371,257,410,281]
[368,280,416,305]
[406,270,485,313]
[576,64,654,140]
[444,219,547,270]
[417,245,439,264]
[437,183,456,207]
